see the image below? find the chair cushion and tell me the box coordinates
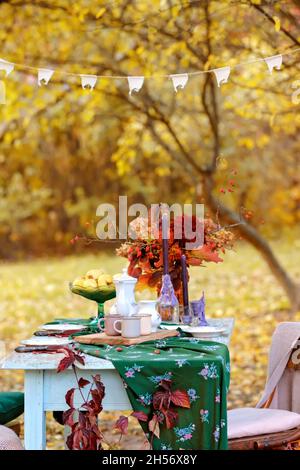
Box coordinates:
[0,425,23,450]
[0,392,24,425]
[228,407,300,439]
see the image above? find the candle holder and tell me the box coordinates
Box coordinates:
[157,274,180,323]
[190,292,208,326]
[179,305,193,325]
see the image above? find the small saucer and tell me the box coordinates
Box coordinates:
[180,325,227,337]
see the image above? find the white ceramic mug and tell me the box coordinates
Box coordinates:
[133,314,152,335]
[97,315,121,336]
[113,316,141,338]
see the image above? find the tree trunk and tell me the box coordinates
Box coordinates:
[203,176,300,312]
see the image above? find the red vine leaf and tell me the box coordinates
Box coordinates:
[131,411,148,422]
[92,424,103,440]
[66,433,74,450]
[73,429,84,450]
[78,411,87,428]
[148,415,160,438]
[74,353,85,366]
[170,390,191,408]
[65,388,75,408]
[78,377,90,388]
[92,374,105,401]
[162,408,178,429]
[57,350,76,373]
[153,390,170,410]
[63,408,75,427]
[159,379,172,391]
[62,368,106,450]
[90,389,104,414]
[114,415,129,435]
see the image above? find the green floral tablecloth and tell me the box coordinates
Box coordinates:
[77,336,230,450]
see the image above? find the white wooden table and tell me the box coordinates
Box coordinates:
[1,318,234,450]
[1,352,131,450]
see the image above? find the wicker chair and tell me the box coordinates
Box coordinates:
[228,336,300,450]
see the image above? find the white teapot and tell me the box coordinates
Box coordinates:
[112,268,138,316]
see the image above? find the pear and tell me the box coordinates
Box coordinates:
[86,269,104,279]
[73,277,85,288]
[97,274,113,287]
[84,278,98,289]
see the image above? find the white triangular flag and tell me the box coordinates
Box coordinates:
[80,75,97,90]
[213,66,230,87]
[264,55,282,74]
[0,59,14,77]
[170,73,188,92]
[38,68,54,86]
[128,76,144,95]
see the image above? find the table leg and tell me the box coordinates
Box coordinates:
[24,370,46,450]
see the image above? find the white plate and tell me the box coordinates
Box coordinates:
[180,325,227,337]
[161,324,180,331]
[39,323,85,332]
[21,337,72,346]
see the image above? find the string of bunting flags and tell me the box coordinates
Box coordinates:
[0,48,299,96]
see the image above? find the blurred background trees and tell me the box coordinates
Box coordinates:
[0,0,299,307]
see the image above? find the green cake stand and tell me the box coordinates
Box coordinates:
[69,282,116,326]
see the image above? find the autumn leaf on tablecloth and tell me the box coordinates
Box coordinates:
[170,390,191,408]
[131,411,148,422]
[161,408,178,429]
[152,379,172,409]
[158,378,172,390]
[153,390,170,410]
[150,379,191,433]
[114,415,129,435]
[148,415,160,439]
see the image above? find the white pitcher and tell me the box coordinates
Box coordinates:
[112,268,138,316]
[137,300,161,332]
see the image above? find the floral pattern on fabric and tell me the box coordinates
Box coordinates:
[160,442,173,450]
[124,364,144,378]
[77,336,230,450]
[138,392,152,406]
[198,363,219,380]
[149,371,173,384]
[176,359,190,368]
[174,423,196,442]
[213,425,220,443]
[187,388,200,403]
[200,409,210,423]
[155,340,167,348]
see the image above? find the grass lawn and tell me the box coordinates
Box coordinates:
[0,238,299,449]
